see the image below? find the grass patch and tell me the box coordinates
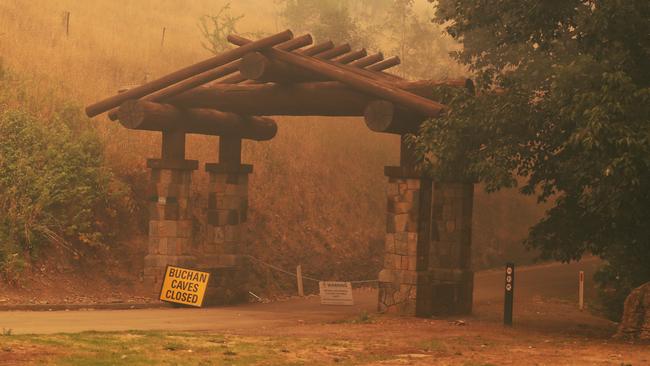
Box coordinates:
[330,311,375,325]
[4,330,393,365]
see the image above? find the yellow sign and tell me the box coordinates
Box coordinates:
[159,266,210,307]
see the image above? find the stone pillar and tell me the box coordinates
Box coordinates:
[378,169,432,315]
[378,136,474,316]
[378,136,433,315]
[199,137,250,304]
[144,131,198,294]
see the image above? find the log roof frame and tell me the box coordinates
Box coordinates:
[86,30,473,138]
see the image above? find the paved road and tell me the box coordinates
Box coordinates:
[0,258,601,334]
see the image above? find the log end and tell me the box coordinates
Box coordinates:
[117,99,147,130]
[364,100,395,133]
[364,100,425,134]
[240,52,269,81]
[241,116,278,141]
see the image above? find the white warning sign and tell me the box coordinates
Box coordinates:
[319,281,354,306]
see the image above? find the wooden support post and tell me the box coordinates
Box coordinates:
[297,265,304,297]
[400,134,418,172]
[161,129,186,161]
[219,137,242,166]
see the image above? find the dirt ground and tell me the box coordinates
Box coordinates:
[1,258,647,365]
[1,306,647,365]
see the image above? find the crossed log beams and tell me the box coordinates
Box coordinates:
[106,33,314,121]
[97,30,471,140]
[227,36,445,117]
[239,51,396,84]
[87,30,294,118]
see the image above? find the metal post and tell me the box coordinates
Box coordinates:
[504,262,514,326]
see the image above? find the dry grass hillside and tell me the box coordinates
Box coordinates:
[0,0,544,296]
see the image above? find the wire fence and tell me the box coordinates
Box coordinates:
[245,255,378,285]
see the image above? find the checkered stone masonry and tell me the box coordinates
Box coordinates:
[204,171,248,261]
[144,167,197,293]
[199,167,251,305]
[378,176,426,315]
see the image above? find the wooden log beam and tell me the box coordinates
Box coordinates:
[167,79,469,117]
[106,34,313,120]
[349,53,383,68]
[311,43,351,59]
[367,56,400,72]
[255,42,400,85]
[363,100,426,134]
[239,51,397,84]
[87,29,293,117]
[332,49,367,64]
[156,33,312,88]
[299,40,334,56]
[364,79,475,134]
[228,34,349,62]
[218,37,344,85]
[117,100,277,141]
[169,82,370,116]
[229,35,446,116]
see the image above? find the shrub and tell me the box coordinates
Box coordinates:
[0,66,133,280]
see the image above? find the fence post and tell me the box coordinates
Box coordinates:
[296,265,304,297]
[161,27,166,48]
[64,11,70,37]
[579,270,584,311]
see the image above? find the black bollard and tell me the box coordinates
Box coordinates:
[504,262,515,326]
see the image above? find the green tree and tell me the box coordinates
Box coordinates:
[277,0,375,47]
[383,0,463,79]
[414,1,649,319]
[198,3,245,54]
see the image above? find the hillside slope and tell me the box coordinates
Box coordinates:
[0,0,545,298]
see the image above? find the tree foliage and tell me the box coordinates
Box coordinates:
[415,0,650,318]
[277,0,375,47]
[198,3,245,54]
[383,0,463,79]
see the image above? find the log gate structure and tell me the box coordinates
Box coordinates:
[87,30,475,316]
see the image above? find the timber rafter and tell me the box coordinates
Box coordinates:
[87,29,473,139]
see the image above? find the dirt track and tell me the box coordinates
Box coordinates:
[0,258,605,335]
